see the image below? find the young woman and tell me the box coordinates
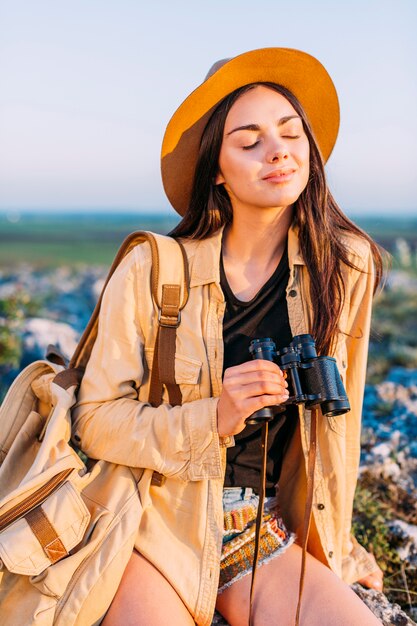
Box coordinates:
[73,48,384,625]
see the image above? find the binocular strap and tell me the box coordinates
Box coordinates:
[248,420,269,625]
[295,406,318,625]
[248,407,318,626]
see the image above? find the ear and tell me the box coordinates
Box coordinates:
[215,170,225,185]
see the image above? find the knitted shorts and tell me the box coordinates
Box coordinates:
[218,487,295,593]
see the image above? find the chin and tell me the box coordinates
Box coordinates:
[263,194,300,208]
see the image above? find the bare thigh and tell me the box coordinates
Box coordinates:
[216,543,382,626]
[102,550,195,626]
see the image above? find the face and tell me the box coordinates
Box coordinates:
[216,86,310,215]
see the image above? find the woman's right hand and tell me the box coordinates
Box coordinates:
[216,360,289,437]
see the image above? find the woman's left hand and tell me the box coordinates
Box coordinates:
[357,565,384,591]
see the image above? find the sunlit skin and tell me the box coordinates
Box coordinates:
[216,85,310,217]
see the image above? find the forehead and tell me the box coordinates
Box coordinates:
[224,85,299,129]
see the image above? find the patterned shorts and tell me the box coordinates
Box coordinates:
[218,487,295,593]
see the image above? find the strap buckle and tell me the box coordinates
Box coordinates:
[158,309,181,328]
[151,471,166,487]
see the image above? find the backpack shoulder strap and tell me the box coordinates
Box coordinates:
[69,231,189,407]
[147,233,189,408]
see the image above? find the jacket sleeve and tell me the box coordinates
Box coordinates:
[341,242,379,582]
[72,247,223,482]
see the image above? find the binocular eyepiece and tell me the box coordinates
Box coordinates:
[246,334,350,425]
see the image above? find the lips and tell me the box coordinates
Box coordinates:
[262,168,296,181]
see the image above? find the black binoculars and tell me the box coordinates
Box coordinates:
[246,334,350,425]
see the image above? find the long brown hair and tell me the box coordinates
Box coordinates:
[169,83,384,355]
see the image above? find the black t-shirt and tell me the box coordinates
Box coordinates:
[221,245,298,495]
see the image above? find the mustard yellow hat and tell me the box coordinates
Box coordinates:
[161,47,340,216]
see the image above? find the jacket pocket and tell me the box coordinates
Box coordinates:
[0,479,90,576]
[144,349,202,402]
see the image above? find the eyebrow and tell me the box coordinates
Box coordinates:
[226,115,301,136]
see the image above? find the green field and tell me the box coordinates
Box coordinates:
[0,213,180,267]
[0,211,416,268]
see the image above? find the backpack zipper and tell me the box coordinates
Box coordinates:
[0,468,73,532]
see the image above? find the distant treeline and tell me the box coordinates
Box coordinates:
[0,212,416,267]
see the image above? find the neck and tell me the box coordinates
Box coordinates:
[222,205,294,267]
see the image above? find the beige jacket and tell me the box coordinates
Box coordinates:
[73,224,377,626]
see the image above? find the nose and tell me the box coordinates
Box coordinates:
[266,137,289,163]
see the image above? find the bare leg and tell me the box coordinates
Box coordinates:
[102,550,195,626]
[216,543,382,626]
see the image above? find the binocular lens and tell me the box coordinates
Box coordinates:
[320,399,350,417]
[302,357,349,416]
[247,338,279,423]
[290,334,317,360]
[249,338,276,361]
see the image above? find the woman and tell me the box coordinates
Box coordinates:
[73,48,384,625]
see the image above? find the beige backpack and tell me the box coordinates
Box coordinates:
[0,231,189,626]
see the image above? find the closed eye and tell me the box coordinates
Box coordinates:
[242,141,260,150]
[282,135,300,139]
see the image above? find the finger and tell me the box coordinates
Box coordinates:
[236,380,289,398]
[225,374,288,392]
[225,360,286,378]
[244,393,290,416]
[224,366,288,387]
[358,574,383,591]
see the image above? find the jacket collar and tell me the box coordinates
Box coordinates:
[186,221,305,289]
[287,223,305,267]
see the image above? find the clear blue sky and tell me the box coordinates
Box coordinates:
[0,0,416,216]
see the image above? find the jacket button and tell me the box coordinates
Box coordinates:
[328,551,333,558]
[317,503,325,510]
[288,289,297,298]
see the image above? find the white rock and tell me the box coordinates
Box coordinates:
[23,317,79,361]
[381,457,401,480]
[390,430,402,448]
[371,442,392,459]
[390,519,417,562]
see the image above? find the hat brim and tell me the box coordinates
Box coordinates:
[161,47,340,216]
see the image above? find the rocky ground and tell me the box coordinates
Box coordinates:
[1,264,416,623]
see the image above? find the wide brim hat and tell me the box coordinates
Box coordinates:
[161,47,340,216]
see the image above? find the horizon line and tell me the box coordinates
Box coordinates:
[1,208,416,219]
